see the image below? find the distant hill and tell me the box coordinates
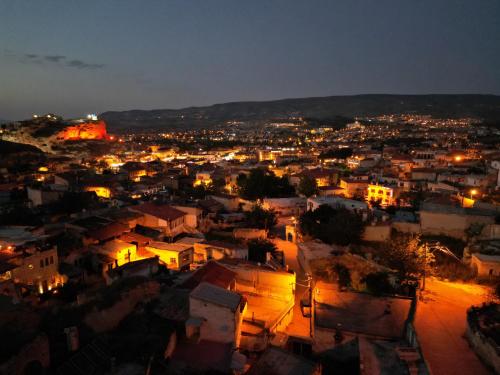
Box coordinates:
[100,94,500,130]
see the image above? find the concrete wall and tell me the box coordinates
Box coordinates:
[233,228,267,241]
[470,254,500,277]
[193,242,247,262]
[480,224,500,240]
[420,210,494,240]
[27,187,62,207]
[392,222,421,235]
[137,213,185,236]
[232,267,295,303]
[362,225,391,242]
[189,297,245,346]
[173,206,202,228]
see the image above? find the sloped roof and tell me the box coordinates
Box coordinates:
[87,222,130,242]
[180,261,236,290]
[131,202,186,221]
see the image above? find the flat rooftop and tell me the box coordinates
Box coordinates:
[147,241,192,252]
[315,281,412,340]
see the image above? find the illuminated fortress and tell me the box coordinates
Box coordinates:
[56,119,108,140]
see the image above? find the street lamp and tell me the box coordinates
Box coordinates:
[420,242,461,292]
[470,189,477,199]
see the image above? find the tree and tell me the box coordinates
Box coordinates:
[334,263,351,288]
[376,234,433,283]
[236,168,295,200]
[297,175,318,198]
[245,205,277,230]
[299,205,364,246]
[319,147,353,160]
[248,239,277,263]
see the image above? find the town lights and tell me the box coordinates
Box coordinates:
[470,189,478,199]
[454,155,462,162]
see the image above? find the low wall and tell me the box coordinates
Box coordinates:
[392,222,421,235]
[465,312,500,374]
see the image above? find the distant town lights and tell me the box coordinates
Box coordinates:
[87,114,98,121]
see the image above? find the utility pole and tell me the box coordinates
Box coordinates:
[422,243,427,291]
[307,274,314,338]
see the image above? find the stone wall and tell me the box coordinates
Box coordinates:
[84,280,160,333]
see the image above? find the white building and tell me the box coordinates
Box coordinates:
[188,282,247,347]
[471,253,500,277]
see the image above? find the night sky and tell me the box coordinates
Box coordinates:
[1,0,499,120]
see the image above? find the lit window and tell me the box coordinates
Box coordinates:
[170,258,177,264]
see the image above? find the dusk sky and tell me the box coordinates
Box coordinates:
[1,0,499,120]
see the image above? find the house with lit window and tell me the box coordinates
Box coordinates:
[121,161,147,182]
[130,202,187,239]
[93,239,137,268]
[291,168,339,188]
[145,241,193,270]
[339,178,369,199]
[194,171,214,186]
[0,226,66,294]
[0,246,65,294]
[367,184,396,207]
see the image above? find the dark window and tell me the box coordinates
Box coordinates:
[50,256,54,264]
[40,260,44,268]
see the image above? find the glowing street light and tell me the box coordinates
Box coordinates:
[470,189,478,199]
[454,155,462,162]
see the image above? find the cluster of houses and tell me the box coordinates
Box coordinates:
[1,115,500,373]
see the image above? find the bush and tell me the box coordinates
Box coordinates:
[362,272,394,295]
[335,263,351,288]
[245,205,277,230]
[248,239,277,263]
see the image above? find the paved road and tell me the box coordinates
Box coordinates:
[272,237,312,338]
[414,278,492,375]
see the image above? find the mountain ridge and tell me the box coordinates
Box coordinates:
[99,94,500,131]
